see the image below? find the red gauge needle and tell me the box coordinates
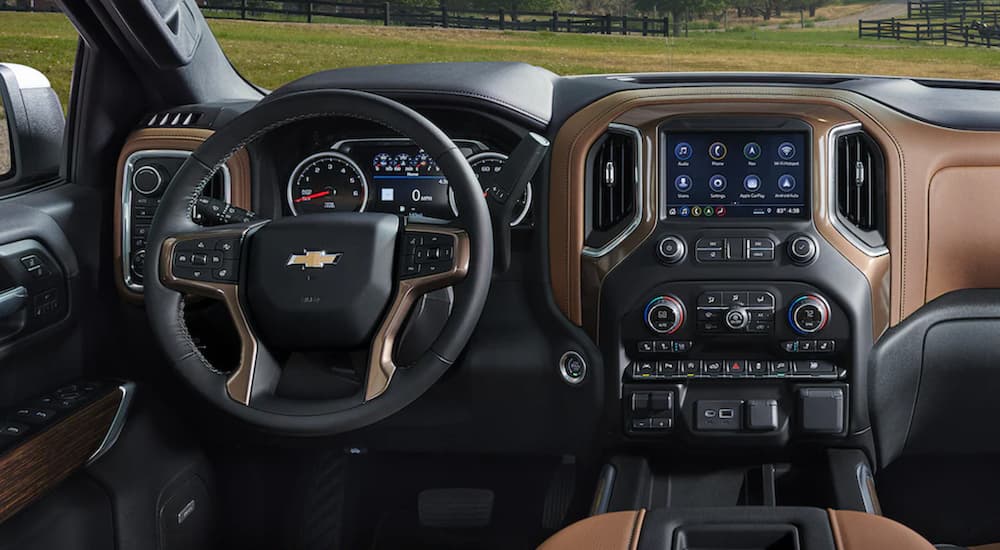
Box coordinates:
[295,190,331,203]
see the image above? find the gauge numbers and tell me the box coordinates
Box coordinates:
[287,151,368,215]
[450,152,533,226]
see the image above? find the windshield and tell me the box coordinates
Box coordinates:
[204,1,1000,86]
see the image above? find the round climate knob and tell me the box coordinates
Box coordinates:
[788,295,830,335]
[133,165,164,195]
[725,307,750,331]
[657,235,686,264]
[788,234,818,265]
[644,295,686,334]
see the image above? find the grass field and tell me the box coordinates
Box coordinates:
[4,10,1000,109]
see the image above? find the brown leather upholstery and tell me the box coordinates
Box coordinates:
[829,510,935,550]
[538,510,645,550]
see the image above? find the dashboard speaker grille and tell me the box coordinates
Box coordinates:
[835,130,886,249]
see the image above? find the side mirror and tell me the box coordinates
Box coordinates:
[0,63,64,189]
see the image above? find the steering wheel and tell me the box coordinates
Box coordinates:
[144,89,494,435]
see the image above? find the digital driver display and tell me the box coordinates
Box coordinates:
[344,142,455,220]
[663,131,809,220]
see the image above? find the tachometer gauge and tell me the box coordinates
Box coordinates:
[287,151,368,215]
[450,152,533,226]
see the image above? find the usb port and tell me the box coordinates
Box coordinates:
[719,408,734,419]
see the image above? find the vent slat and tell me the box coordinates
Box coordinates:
[590,129,637,233]
[835,130,884,236]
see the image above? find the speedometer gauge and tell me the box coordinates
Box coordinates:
[287,151,368,215]
[450,152,533,226]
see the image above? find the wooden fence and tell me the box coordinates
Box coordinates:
[859,15,1000,46]
[196,0,671,36]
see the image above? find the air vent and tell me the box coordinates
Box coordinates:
[833,128,887,252]
[584,125,641,255]
[146,110,203,128]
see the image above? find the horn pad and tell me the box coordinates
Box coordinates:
[245,213,399,350]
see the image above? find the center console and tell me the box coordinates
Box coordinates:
[598,116,874,448]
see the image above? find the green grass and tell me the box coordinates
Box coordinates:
[5,10,1000,110]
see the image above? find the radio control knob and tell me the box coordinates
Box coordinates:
[788,295,830,335]
[788,234,818,265]
[657,235,686,264]
[644,295,686,334]
[725,307,750,331]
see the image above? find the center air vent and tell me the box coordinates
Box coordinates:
[833,127,887,253]
[584,124,642,255]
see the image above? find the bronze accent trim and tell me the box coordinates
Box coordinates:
[364,226,471,401]
[159,225,265,405]
[115,127,252,302]
[0,389,122,524]
[549,88,896,339]
[828,509,936,550]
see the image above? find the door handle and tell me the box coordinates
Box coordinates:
[0,286,28,319]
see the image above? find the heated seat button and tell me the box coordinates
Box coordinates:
[792,360,836,376]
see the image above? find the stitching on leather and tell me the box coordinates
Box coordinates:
[175,110,426,375]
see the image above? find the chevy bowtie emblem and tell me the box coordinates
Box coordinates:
[286,250,342,269]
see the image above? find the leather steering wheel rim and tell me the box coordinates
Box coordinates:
[144,89,493,435]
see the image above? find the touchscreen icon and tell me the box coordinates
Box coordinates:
[674,175,693,192]
[708,174,727,192]
[778,142,796,160]
[743,142,762,160]
[691,206,703,217]
[744,174,762,192]
[777,174,797,192]
[709,142,728,161]
[674,142,693,161]
[680,206,690,217]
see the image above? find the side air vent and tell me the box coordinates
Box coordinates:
[833,127,887,253]
[584,124,642,255]
[146,110,204,128]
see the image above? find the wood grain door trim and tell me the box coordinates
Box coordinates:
[0,388,124,524]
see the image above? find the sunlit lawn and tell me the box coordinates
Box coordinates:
[4,10,1000,109]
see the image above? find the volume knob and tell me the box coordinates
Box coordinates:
[788,295,830,335]
[644,295,686,334]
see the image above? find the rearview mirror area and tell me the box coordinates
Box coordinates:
[0,63,64,189]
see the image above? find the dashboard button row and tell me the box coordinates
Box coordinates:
[781,340,836,353]
[637,340,693,354]
[628,359,839,380]
[695,237,775,263]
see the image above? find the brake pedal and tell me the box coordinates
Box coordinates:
[417,488,494,528]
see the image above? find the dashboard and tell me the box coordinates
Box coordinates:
[112,63,1000,458]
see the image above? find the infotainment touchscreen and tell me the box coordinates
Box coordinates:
[662,131,808,220]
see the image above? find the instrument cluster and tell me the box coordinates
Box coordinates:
[285,138,532,226]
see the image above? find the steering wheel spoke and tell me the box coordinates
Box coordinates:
[365,225,471,401]
[159,222,277,405]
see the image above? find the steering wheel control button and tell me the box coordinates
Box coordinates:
[788,295,831,335]
[644,296,686,335]
[559,351,587,385]
[657,235,686,264]
[400,231,456,280]
[788,234,818,265]
[173,235,243,284]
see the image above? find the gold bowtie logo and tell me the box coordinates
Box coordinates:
[286,250,342,269]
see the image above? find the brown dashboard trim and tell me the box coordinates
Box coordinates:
[114,128,252,302]
[0,389,123,524]
[549,87,898,339]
